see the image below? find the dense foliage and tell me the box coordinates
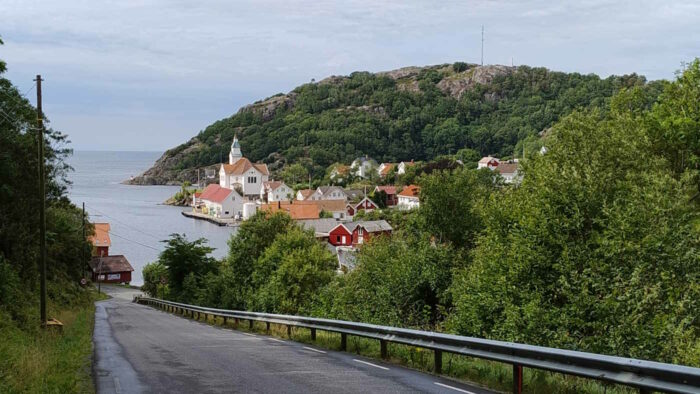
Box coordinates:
[167,63,660,181]
[0,41,93,330]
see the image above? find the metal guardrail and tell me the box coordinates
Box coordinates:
[134,296,700,394]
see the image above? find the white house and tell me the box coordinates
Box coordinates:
[219,136,269,197]
[495,161,522,184]
[351,156,378,179]
[377,162,396,178]
[397,184,420,210]
[296,189,315,201]
[477,156,500,169]
[199,184,244,219]
[397,160,416,175]
[261,181,293,202]
[309,186,347,201]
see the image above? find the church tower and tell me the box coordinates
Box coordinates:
[229,135,242,165]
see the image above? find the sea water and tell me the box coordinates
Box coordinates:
[67,151,235,285]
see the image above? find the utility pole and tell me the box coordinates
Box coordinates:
[481,25,484,66]
[82,202,86,279]
[35,75,47,326]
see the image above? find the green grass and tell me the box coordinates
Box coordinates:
[0,291,99,394]
[175,309,636,394]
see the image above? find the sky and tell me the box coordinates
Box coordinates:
[1,0,698,151]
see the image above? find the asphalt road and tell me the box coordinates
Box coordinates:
[94,285,494,394]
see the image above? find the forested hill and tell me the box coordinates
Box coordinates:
[129,62,659,185]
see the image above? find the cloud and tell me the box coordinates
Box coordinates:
[1,0,698,150]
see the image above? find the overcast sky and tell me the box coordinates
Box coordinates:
[1,0,698,151]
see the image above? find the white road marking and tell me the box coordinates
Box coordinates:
[113,377,122,394]
[268,338,285,343]
[241,332,257,337]
[434,382,476,394]
[353,359,389,370]
[302,346,327,354]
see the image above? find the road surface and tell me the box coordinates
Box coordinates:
[94,285,493,394]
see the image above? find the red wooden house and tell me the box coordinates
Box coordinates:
[374,186,397,206]
[328,223,354,246]
[351,220,393,247]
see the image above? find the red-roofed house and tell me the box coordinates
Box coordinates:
[199,184,244,219]
[374,185,397,206]
[398,184,420,210]
[89,223,111,257]
[377,163,396,178]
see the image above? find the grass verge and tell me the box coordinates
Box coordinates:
[172,310,636,394]
[0,290,100,394]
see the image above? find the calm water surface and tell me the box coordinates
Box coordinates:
[67,151,235,285]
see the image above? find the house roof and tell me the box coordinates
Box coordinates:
[496,162,519,175]
[199,184,234,203]
[398,184,420,198]
[89,255,134,274]
[347,220,393,233]
[379,163,395,176]
[298,218,348,235]
[260,202,319,220]
[354,197,378,209]
[297,189,315,200]
[316,199,347,212]
[318,186,345,195]
[263,181,286,192]
[331,165,349,176]
[221,158,270,176]
[90,223,111,248]
[374,185,397,195]
[343,189,364,201]
[399,160,416,167]
[478,156,499,164]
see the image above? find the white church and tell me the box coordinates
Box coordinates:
[219,136,269,197]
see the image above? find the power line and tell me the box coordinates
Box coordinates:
[108,230,161,252]
[85,204,163,241]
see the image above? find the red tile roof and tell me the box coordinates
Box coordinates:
[260,202,319,220]
[398,184,420,198]
[496,162,519,175]
[379,163,395,176]
[374,185,397,195]
[89,223,111,247]
[221,158,269,176]
[199,184,234,203]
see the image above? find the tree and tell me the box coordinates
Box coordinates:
[158,234,216,302]
[281,163,309,185]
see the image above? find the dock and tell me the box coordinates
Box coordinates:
[181,210,239,227]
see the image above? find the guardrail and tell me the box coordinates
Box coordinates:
[134,296,700,394]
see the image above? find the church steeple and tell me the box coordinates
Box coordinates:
[229,135,242,164]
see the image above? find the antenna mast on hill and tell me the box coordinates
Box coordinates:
[481,25,484,66]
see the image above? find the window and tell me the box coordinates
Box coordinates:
[358,227,364,235]
[247,176,257,183]
[341,235,347,244]
[336,235,341,243]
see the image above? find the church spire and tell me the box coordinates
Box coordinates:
[229,135,242,164]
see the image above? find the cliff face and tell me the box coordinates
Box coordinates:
[126,139,219,185]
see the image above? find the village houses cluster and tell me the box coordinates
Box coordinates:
[190,137,520,270]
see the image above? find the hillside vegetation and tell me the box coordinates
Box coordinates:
[130,62,661,184]
[0,39,98,392]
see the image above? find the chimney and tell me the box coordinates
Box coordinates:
[278,201,281,209]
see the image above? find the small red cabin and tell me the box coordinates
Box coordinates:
[354,197,378,212]
[89,255,134,284]
[328,224,353,246]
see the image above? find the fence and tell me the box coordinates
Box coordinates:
[134,296,700,394]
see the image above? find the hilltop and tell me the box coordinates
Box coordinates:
[128,62,654,185]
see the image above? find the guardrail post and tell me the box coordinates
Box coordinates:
[287,325,292,338]
[513,364,523,394]
[266,322,270,332]
[249,319,253,329]
[340,333,347,351]
[310,328,316,341]
[434,350,442,374]
[380,340,387,359]
[235,318,239,328]
[223,316,227,325]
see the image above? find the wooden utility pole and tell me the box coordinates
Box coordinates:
[35,74,47,326]
[82,202,86,278]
